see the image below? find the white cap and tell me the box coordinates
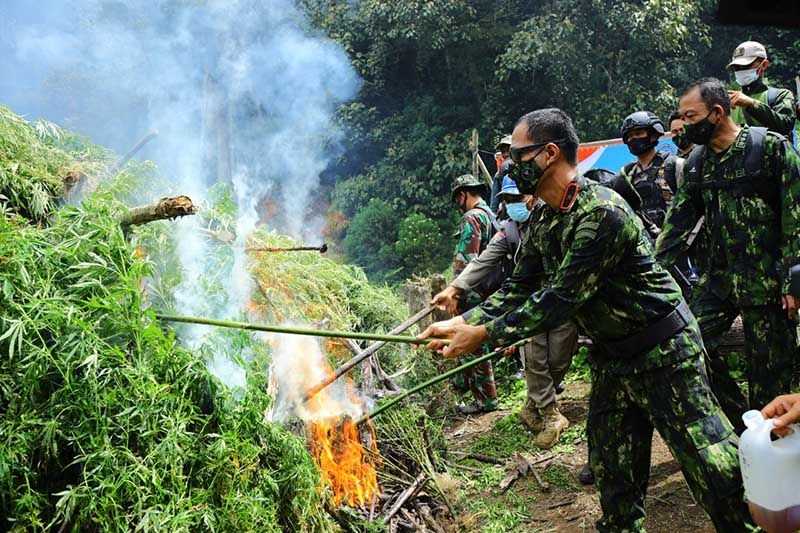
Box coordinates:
[727,41,767,69]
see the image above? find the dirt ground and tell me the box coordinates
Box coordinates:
[441,380,715,532]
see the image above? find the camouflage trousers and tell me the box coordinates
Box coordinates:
[691,288,797,434]
[452,355,497,409]
[588,353,753,532]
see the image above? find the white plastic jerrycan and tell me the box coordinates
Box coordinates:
[739,410,800,533]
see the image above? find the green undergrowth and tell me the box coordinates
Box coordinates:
[0,105,110,224]
[0,107,340,531]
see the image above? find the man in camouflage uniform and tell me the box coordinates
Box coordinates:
[656,78,800,433]
[727,41,797,138]
[433,176,578,448]
[422,108,752,531]
[450,174,498,414]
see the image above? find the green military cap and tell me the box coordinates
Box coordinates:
[451,173,488,200]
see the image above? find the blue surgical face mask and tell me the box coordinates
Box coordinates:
[506,202,530,222]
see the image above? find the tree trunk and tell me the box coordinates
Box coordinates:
[119,196,197,231]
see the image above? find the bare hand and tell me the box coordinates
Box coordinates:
[418,316,489,358]
[761,393,800,437]
[431,285,462,316]
[781,294,798,320]
[728,90,756,109]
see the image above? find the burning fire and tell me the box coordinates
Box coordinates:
[267,333,380,507]
[308,417,379,507]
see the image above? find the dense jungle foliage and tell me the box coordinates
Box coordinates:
[302,0,800,281]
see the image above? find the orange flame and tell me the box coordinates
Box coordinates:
[308,417,379,507]
[267,333,380,507]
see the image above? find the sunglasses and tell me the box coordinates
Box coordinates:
[509,138,566,164]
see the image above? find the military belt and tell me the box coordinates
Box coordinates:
[602,301,693,359]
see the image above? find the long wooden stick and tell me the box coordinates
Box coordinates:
[356,336,530,426]
[301,306,433,403]
[154,313,448,345]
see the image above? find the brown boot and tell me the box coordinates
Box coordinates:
[518,401,543,433]
[534,403,569,449]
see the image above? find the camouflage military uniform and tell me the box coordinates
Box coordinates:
[731,79,796,137]
[464,177,752,531]
[656,125,800,431]
[453,198,497,409]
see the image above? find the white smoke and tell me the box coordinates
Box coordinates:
[267,332,369,423]
[0,1,360,388]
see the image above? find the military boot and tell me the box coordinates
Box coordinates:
[534,403,569,449]
[518,400,543,433]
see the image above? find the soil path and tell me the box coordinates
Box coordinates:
[443,381,714,532]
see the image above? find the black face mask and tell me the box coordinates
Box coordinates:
[672,132,692,151]
[627,137,658,156]
[683,110,718,146]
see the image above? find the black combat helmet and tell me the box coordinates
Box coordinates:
[619,111,665,143]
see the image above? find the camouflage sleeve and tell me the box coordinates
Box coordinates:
[774,137,800,294]
[452,215,478,275]
[748,88,796,137]
[655,181,701,267]
[451,230,509,291]
[476,207,630,346]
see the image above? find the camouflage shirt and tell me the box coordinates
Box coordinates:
[731,80,796,138]
[452,199,494,276]
[464,177,690,373]
[656,125,800,304]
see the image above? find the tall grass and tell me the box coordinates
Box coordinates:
[0,107,336,531]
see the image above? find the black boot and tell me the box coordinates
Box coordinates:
[578,463,594,485]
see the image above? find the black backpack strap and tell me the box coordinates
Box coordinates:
[767,87,779,108]
[660,152,679,191]
[744,126,767,177]
[683,145,707,211]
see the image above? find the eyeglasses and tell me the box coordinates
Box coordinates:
[509,138,566,164]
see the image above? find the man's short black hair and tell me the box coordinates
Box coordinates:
[668,111,682,126]
[516,108,580,165]
[682,77,731,115]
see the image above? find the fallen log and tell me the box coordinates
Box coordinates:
[119,196,197,231]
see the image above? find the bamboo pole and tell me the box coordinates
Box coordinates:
[355,337,530,426]
[154,313,449,345]
[301,306,433,404]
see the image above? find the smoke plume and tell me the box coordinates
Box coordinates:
[0,0,360,387]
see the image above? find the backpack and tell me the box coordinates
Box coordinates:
[683,126,779,214]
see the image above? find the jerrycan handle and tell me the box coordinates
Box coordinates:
[743,410,775,442]
[743,410,800,445]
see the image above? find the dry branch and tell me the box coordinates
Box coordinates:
[384,473,428,523]
[106,130,159,177]
[119,196,197,231]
